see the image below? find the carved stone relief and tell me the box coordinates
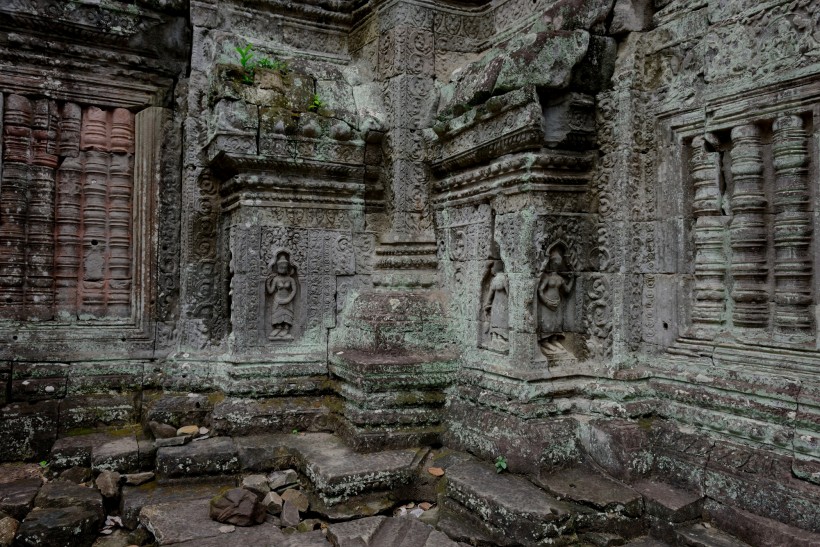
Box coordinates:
[479,241,509,354]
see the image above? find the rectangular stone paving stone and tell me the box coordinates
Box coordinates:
[33,481,104,520]
[156,437,239,480]
[91,436,141,473]
[50,432,116,469]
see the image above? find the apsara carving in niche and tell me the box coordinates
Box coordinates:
[266,250,299,341]
[537,241,577,361]
[480,244,509,353]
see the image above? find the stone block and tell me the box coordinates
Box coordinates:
[156,437,239,480]
[120,481,234,531]
[50,432,114,469]
[33,481,104,520]
[0,401,58,461]
[0,479,41,520]
[91,436,141,473]
[14,507,100,547]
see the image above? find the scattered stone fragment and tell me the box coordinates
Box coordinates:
[0,515,19,547]
[198,427,210,438]
[280,488,309,512]
[124,472,155,486]
[0,479,41,520]
[218,524,235,534]
[427,467,445,477]
[58,466,89,484]
[15,506,100,547]
[154,435,192,448]
[241,474,270,498]
[95,471,121,499]
[409,507,424,518]
[177,425,199,436]
[262,491,283,515]
[419,502,432,510]
[148,421,177,440]
[209,488,266,527]
[280,500,300,528]
[34,481,105,520]
[267,469,298,491]
[297,518,322,533]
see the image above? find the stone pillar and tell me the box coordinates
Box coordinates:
[25,99,59,319]
[690,135,727,337]
[729,124,769,329]
[374,3,438,289]
[772,115,813,341]
[0,94,31,317]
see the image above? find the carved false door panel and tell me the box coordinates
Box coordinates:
[0,94,135,322]
[685,113,815,346]
[229,210,356,353]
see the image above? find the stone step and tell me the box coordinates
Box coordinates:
[702,500,820,547]
[631,480,704,542]
[675,522,751,547]
[121,479,237,529]
[536,465,646,539]
[444,460,580,545]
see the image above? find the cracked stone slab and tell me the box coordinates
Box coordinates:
[236,433,418,503]
[632,480,703,523]
[140,497,284,545]
[328,515,460,546]
[120,480,235,530]
[536,466,642,517]
[15,506,100,547]
[33,481,104,520]
[445,461,576,543]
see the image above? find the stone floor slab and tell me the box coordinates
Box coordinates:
[632,480,703,523]
[16,506,100,547]
[675,522,751,547]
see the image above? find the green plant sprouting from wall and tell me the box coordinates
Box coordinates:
[308,93,324,113]
[495,455,507,473]
[235,43,290,85]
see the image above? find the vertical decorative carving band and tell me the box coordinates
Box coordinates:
[772,115,813,340]
[729,124,769,329]
[690,135,727,335]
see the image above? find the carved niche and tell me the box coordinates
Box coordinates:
[479,240,509,354]
[535,223,585,364]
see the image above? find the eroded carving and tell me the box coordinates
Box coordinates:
[266,250,299,341]
[480,246,509,354]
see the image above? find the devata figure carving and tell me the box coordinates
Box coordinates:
[266,251,298,341]
[537,245,575,357]
[481,258,509,352]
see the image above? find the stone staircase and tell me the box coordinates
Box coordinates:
[2,427,818,546]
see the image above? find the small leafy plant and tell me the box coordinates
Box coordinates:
[292,428,299,435]
[495,455,507,474]
[257,57,289,74]
[235,43,255,84]
[308,93,324,112]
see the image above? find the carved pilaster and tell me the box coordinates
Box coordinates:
[729,124,769,329]
[690,135,727,336]
[772,115,813,341]
[0,95,32,315]
[26,100,59,319]
[108,152,133,317]
[54,155,83,315]
[81,149,109,317]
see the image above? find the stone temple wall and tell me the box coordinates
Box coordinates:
[0,0,818,537]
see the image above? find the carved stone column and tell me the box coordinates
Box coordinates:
[772,115,813,341]
[690,135,727,337]
[729,124,769,329]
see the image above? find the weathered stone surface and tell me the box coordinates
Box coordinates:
[632,480,703,523]
[154,435,191,448]
[268,469,299,491]
[148,421,178,440]
[0,479,41,520]
[262,491,283,515]
[0,401,58,461]
[241,474,269,498]
[51,433,115,469]
[280,500,300,527]
[281,488,309,512]
[34,481,104,520]
[537,466,641,517]
[328,515,459,546]
[120,481,234,530]
[58,466,92,484]
[91,436,141,473]
[15,506,100,547]
[124,472,155,486]
[208,488,266,526]
[0,515,18,547]
[95,470,121,499]
[141,498,278,545]
[156,437,239,479]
